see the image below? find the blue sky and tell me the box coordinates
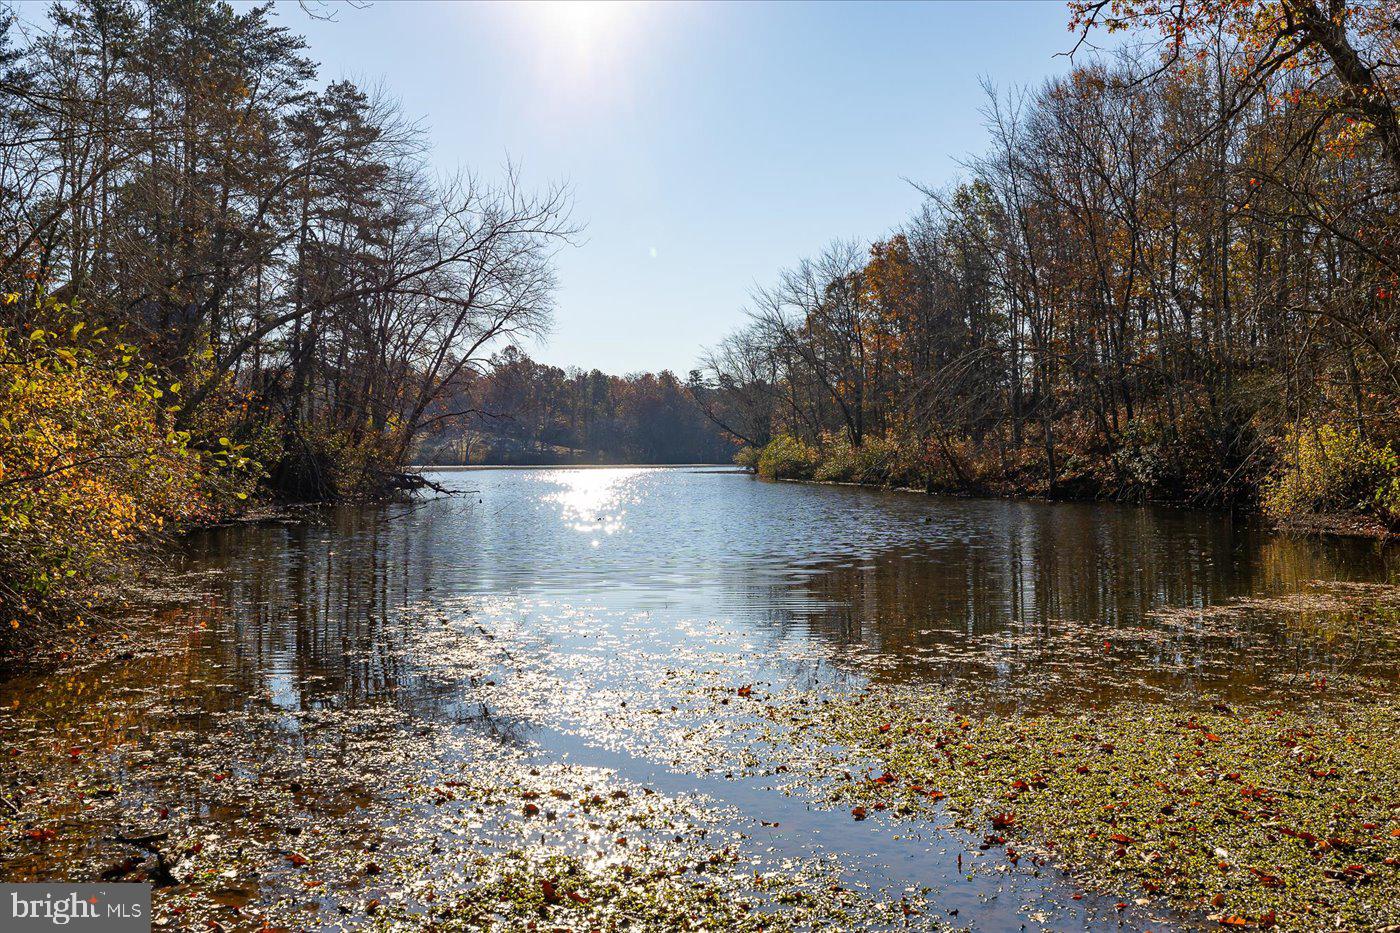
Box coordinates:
[292,2,1083,374]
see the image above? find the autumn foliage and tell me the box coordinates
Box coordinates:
[0,295,253,631]
[698,1,1400,529]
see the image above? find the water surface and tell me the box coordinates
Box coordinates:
[2,467,1395,930]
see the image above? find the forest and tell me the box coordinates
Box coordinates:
[694,0,1400,534]
[0,0,572,625]
[416,347,731,465]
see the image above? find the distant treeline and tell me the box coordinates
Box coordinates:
[693,1,1399,532]
[416,347,732,465]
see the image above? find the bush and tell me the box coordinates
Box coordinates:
[853,434,913,486]
[733,445,761,470]
[0,297,255,629]
[813,434,857,483]
[756,433,817,480]
[1263,422,1400,526]
[811,432,921,487]
[1109,409,1263,506]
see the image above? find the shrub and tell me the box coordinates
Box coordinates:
[1263,422,1400,526]
[813,434,856,483]
[756,433,817,480]
[0,297,255,629]
[812,432,920,487]
[733,445,760,470]
[1110,410,1263,506]
[1113,418,1172,499]
[852,434,910,486]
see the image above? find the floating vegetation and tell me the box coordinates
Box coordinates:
[3,472,1399,930]
[0,605,924,931]
[773,688,1400,930]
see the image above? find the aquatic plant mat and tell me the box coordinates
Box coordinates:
[768,691,1400,931]
[0,577,1397,930]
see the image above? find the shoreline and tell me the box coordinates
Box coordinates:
[7,466,1388,660]
[403,461,1393,542]
[766,473,1396,543]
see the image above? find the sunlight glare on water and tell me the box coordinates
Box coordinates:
[2,467,1396,933]
[540,466,642,537]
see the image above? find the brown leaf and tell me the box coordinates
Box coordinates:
[1247,867,1282,888]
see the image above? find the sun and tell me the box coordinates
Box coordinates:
[515,0,645,105]
[529,0,633,52]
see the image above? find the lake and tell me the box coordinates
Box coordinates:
[1,467,1395,930]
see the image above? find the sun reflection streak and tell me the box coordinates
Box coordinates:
[543,467,647,537]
